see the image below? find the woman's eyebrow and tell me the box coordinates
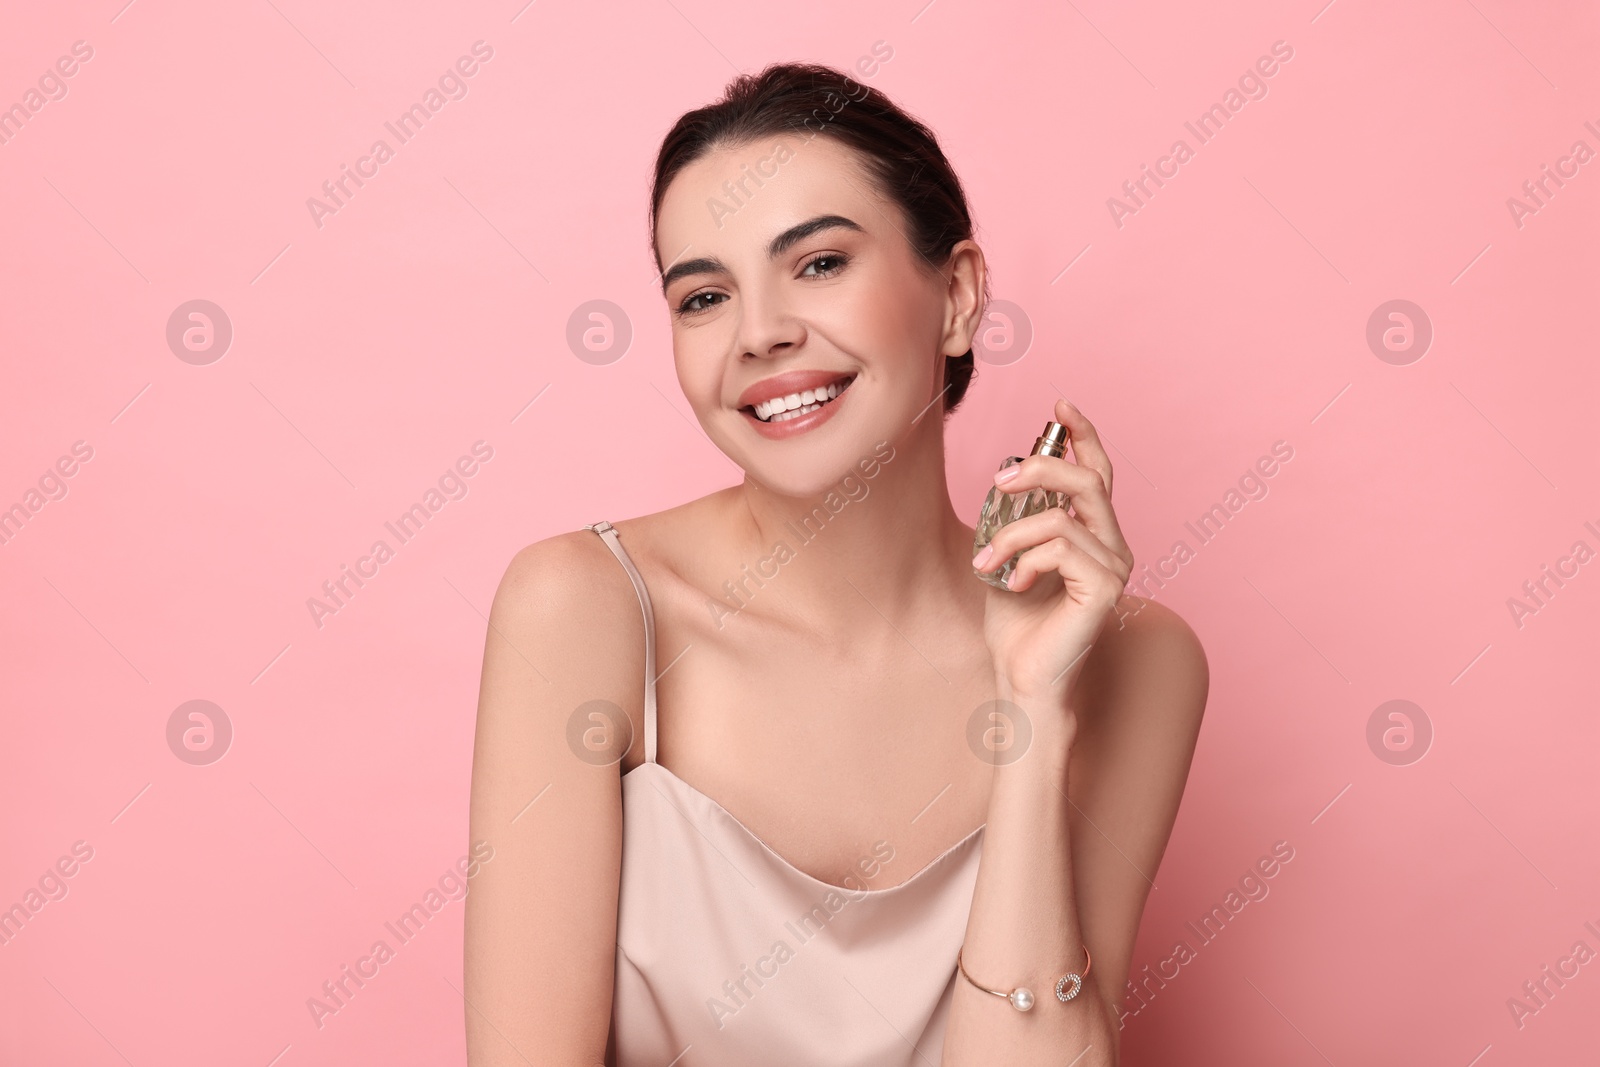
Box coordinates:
[768,214,864,257]
[659,214,865,294]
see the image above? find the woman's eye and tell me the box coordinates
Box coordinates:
[802,253,847,277]
[675,256,846,316]
[677,291,726,316]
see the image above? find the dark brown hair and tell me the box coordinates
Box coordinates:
[649,61,985,418]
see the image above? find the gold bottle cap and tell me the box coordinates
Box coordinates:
[1032,421,1069,458]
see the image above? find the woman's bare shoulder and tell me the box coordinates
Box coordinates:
[479,525,654,714]
[484,498,729,687]
[494,525,635,622]
[580,491,740,582]
[1081,594,1209,729]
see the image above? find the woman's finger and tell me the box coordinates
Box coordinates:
[1052,397,1113,498]
[1004,533,1126,605]
[1062,481,1131,570]
[986,465,1132,573]
[974,505,1130,586]
[1045,462,1130,567]
[995,451,1103,500]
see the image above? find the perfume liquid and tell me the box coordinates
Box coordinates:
[973,421,1071,591]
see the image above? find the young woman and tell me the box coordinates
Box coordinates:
[465,62,1208,1067]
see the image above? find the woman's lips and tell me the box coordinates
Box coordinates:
[741,376,854,440]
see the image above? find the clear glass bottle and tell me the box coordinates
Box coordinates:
[973,421,1071,591]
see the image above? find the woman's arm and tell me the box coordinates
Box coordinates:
[945,398,1208,1064]
[1065,597,1209,1029]
[942,600,1207,1065]
[464,533,642,1066]
[942,667,1112,1064]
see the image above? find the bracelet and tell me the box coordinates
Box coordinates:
[956,943,1091,1012]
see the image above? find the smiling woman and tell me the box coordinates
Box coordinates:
[465,61,1207,1067]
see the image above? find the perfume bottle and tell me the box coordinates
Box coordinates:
[973,421,1071,591]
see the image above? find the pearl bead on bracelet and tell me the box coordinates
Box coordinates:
[956,944,1091,1011]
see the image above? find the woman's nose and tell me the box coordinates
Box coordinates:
[733,285,806,360]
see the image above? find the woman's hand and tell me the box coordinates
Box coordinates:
[971,398,1135,713]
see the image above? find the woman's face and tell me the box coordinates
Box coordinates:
[654,135,976,499]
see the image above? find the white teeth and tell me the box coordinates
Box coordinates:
[752,376,853,422]
[769,401,824,423]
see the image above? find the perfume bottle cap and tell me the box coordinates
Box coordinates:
[1032,421,1069,458]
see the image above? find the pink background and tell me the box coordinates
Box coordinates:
[2,0,1597,1063]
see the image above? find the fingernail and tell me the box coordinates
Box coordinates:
[994,466,1020,485]
[972,545,994,569]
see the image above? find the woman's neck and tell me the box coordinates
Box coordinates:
[723,413,979,632]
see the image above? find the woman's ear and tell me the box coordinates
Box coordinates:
[941,240,987,358]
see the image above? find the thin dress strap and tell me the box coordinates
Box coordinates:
[584,520,657,764]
